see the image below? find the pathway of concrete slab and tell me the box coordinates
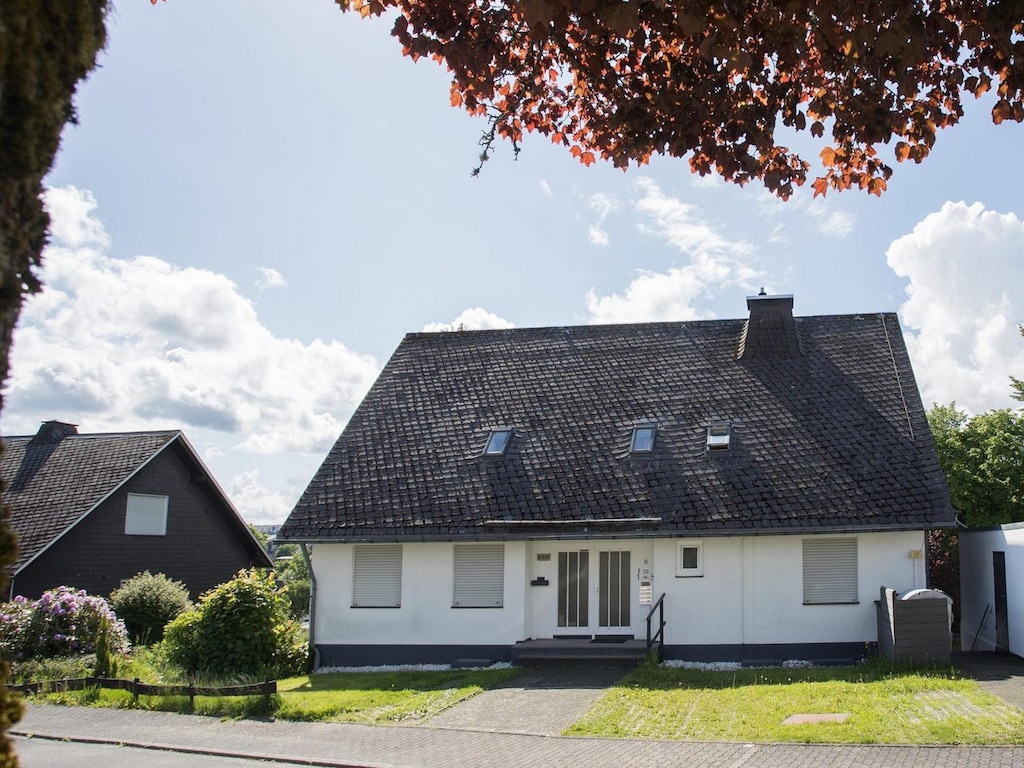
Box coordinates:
[424,661,625,734]
[953,651,1024,711]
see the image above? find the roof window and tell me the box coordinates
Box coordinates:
[706,421,732,453]
[484,428,513,456]
[630,424,657,453]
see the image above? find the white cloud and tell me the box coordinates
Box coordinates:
[7,186,380,455]
[44,186,110,249]
[808,204,855,238]
[887,201,1024,413]
[585,178,764,324]
[255,267,287,291]
[423,307,515,332]
[587,192,619,247]
[539,179,553,198]
[228,470,296,525]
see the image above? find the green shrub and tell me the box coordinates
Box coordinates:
[162,569,307,680]
[110,571,192,645]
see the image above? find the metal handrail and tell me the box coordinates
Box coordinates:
[645,592,667,661]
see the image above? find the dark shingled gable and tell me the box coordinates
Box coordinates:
[279,311,956,542]
[1,427,270,574]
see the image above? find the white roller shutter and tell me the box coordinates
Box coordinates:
[802,538,858,604]
[352,544,402,607]
[453,544,504,607]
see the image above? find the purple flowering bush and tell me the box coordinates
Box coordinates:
[0,586,129,663]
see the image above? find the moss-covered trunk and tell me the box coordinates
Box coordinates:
[0,2,110,764]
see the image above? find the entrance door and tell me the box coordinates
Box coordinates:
[557,549,632,635]
[994,551,1009,652]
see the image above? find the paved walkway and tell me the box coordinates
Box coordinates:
[953,651,1024,711]
[11,652,1024,768]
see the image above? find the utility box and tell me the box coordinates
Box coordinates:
[876,586,952,664]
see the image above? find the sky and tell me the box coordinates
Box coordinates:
[3,0,1024,524]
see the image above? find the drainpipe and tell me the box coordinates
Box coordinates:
[300,543,320,670]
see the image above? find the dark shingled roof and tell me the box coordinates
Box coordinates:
[279,306,956,542]
[0,424,264,573]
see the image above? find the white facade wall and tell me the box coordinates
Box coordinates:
[960,525,1024,656]
[310,541,528,647]
[311,531,925,653]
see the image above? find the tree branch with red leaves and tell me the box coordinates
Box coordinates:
[342,0,1024,198]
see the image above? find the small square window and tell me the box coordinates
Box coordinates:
[125,493,168,536]
[676,540,703,577]
[706,421,731,452]
[484,429,512,456]
[631,425,656,453]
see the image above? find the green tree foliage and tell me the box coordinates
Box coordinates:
[110,571,192,645]
[926,403,1024,624]
[1011,326,1024,404]
[277,553,311,620]
[163,569,307,680]
[928,404,1024,528]
[0,3,110,762]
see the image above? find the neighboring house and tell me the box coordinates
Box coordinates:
[960,524,1024,657]
[1,421,272,600]
[278,294,956,667]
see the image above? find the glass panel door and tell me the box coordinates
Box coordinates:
[598,550,631,628]
[557,550,589,628]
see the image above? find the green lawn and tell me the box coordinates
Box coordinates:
[566,662,1024,744]
[273,668,519,723]
[29,666,520,724]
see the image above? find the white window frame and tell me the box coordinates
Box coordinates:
[352,544,403,608]
[676,540,703,577]
[452,544,505,607]
[124,493,168,536]
[802,538,858,605]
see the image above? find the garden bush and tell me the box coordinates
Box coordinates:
[163,569,307,680]
[110,571,192,645]
[0,586,129,663]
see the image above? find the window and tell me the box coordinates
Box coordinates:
[484,429,513,456]
[452,544,504,607]
[803,538,858,604]
[631,424,656,453]
[352,544,402,607]
[124,493,168,536]
[676,540,703,577]
[706,421,731,453]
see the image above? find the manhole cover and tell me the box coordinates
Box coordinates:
[781,713,850,725]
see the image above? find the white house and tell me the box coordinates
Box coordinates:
[278,294,956,667]
[960,524,1024,657]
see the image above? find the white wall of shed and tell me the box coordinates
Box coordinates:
[960,527,1024,656]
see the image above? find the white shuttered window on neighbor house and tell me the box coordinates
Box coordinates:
[452,544,504,607]
[352,544,403,607]
[802,538,858,604]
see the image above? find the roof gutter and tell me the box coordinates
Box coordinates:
[300,543,320,671]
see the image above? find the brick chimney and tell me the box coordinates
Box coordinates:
[31,420,79,445]
[737,291,801,359]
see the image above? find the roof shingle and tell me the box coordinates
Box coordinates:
[279,311,956,541]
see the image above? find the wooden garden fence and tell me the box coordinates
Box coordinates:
[11,677,276,708]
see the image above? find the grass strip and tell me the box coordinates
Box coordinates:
[566,661,1024,744]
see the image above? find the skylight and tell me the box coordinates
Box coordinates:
[631,425,657,453]
[484,428,513,456]
[706,421,732,452]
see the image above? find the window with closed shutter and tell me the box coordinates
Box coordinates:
[802,538,858,604]
[453,544,504,607]
[352,544,402,607]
